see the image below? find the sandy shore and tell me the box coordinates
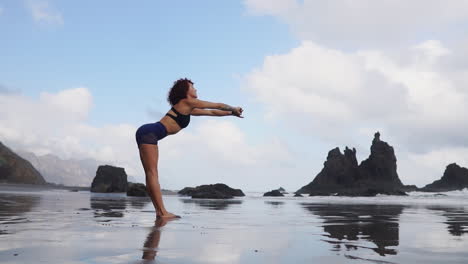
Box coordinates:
[1,186,468,264]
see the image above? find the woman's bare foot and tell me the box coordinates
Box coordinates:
[157,212,181,219]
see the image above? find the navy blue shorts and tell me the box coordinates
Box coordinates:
[135,122,168,146]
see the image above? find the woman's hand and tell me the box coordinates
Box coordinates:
[232,107,244,118]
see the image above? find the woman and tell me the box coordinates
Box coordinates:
[135,78,244,219]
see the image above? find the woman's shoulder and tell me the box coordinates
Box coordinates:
[172,101,193,114]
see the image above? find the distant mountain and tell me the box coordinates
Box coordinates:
[18,151,100,187]
[0,142,46,185]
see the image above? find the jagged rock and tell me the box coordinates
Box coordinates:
[127,182,147,197]
[0,142,46,185]
[263,190,284,197]
[178,183,245,199]
[297,132,407,196]
[90,165,128,193]
[421,163,468,192]
[278,187,286,192]
[358,132,403,188]
[296,146,359,194]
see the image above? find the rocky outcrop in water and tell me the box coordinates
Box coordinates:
[90,165,128,193]
[178,183,245,199]
[127,182,147,197]
[0,142,46,185]
[421,163,468,192]
[263,189,284,197]
[297,132,409,196]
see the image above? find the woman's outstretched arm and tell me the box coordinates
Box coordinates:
[186,98,243,117]
[191,109,235,117]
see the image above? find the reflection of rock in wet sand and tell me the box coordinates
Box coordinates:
[181,198,243,210]
[127,197,151,209]
[90,195,127,218]
[427,207,468,236]
[264,201,284,208]
[0,193,40,224]
[0,194,41,235]
[301,203,404,256]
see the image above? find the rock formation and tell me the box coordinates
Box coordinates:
[297,132,409,196]
[127,182,148,197]
[263,189,284,197]
[90,165,128,193]
[297,146,360,195]
[0,142,46,185]
[178,183,245,199]
[357,132,403,188]
[421,163,468,192]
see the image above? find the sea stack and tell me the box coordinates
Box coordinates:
[297,132,407,196]
[421,163,468,192]
[91,165,128,193]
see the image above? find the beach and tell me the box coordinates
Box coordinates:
[1,185,468,264]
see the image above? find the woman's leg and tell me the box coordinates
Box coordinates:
[138,144,179,218]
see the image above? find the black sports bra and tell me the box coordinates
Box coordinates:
[166,107,190,128]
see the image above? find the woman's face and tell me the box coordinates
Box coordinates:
[187,83,198,98]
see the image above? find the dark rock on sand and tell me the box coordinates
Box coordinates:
[421,163,468,192]
[178,183,245,199]
[127,182,148,197]
[401,185,419,192]
[297,132,408,196]
[90,165,128,193]
[263,189,284,197]
[0,142,47,185]
[178,187,196,196]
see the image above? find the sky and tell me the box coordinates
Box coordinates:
[1,0,468,191]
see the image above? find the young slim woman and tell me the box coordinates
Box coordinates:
[135,78,244,219]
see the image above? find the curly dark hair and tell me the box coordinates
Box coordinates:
[167,78,193,106]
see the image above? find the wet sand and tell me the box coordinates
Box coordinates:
[1,186,468,264]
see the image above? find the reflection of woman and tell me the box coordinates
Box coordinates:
[142,218,168,260]
[136,78,244,219]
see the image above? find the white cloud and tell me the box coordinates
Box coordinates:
[25,0,63,25]
[0,88,295,191]
[399,147,468,186]
[244,39,468,186]
[158,119,297,191]
[40,88,92,120]
[0,87,140,177]
[244,0,468,47]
